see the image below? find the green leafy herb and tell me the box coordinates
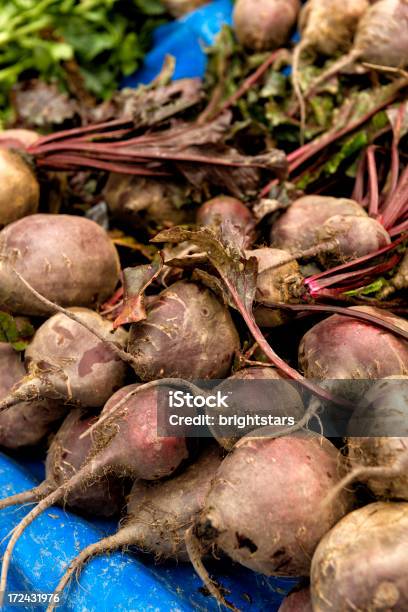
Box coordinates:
[0,312,34,351]
[0,0,168,125]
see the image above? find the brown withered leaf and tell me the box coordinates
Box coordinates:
[91,78,203,126]
[12,80,79,128]
[113,255,163,328]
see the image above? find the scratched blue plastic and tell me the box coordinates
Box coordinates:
[123,0,233,86]
[0,453,297,611]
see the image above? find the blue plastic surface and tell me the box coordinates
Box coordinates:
[123,0,233,86]
[0,453,297,611]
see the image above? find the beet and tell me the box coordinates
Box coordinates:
[247,247,304,327]
[234,0,301,52]
[279,586,312,612]
[317,214,391,265]
[308,0,408,97]
[127,281,240,380]
[104,174,193,229]
[0,129,40,149]
[49,445,224,607]
[0,309,128,412]
[292,0,370,129]
[0,214,120,315]
[0,343,66,449]
[209,367,304,449]
[192,432,353,579]
[197,196,256,248]
[0,149,39,229]
[0,409,128,517]
[0,382,191,600]
[344,377,408,500]
[270,195,366,252]
[299,306,408,400]
[311,502,408,611]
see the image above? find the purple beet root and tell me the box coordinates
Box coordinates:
[49,445,224,605]
[0,381,192,597]
[311,502,408,612]
[197,196,256,248]
[279,586,312,611]
[0,214,120,315]
[194,431,353,578]
[0,308,128,412]
[0,409,128,517]
[127,281,240,381]
[0,342,67,449]
[270,195,366,252]
[209,367,304,449]
[234,0,301,51]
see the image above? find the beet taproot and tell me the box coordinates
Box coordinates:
[292,0,370,131]
[128,281,240,381]
[0,409,128,517]
[0,214,120,315]
[234,0,301,52]
[299,307,408,395]
[0,309,128,412]
[340,377,408,500]
[311,502,408,611]
[0,342,67,449]
[308,0,408,97]
[48,444,224,610]
[193,431,353,578]
[0,149,39,229]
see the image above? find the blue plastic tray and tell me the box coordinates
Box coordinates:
[0,453,297,611]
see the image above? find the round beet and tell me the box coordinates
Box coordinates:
[234,0,301,51]
[128,281,240,381]
[311,502,408,611]
[270,195,366,252]
[306,0,408,98]
[317,215,391,265]
[0,214,120,315]
[299,306,408,386]
[0,149,39,229]
[298,0,369,57]
[104,174,192,229]
[210,367,304,449]
[195,431,353,577]
[0,343,66,449]
[45,410,128,517]
[197,196,256,248]
[279,586,312,611]
[0,409,128,517]
[347,376,408,500]
[247,247,303,327]
[0,309,128,412]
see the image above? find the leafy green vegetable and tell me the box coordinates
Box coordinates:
[0,312,34,351]
[0,0,167,125]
